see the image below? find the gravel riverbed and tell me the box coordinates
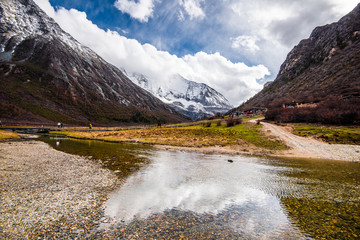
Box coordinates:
[0,141,121,239]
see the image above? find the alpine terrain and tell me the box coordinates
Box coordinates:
[0,0,189,125]
[127,72,233,120]
[235,3,360,122]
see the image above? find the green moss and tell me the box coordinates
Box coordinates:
[283,198,360,239]
[278,158,360,239]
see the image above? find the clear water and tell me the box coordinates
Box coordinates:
[41,135,360,239]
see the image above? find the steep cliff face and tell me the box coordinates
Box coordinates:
[128,73,233,120]
[0,0,188,124]
[238,3,360,109]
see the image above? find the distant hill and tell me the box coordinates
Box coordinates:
[0,0,188,125]
[234,3,360,119]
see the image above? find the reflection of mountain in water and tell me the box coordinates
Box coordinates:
[105,150,305,238]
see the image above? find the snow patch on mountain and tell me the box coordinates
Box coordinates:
[0,0,97,66]
[126,72,233,120]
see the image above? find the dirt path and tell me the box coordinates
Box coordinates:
[259,121,360,161]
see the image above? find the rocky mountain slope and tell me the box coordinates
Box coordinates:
[236,3,360,110]
[0,0,188,125]
[127,73,233,120]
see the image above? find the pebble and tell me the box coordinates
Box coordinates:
[0,141,121,239]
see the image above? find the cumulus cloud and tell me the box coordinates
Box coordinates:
[181,52,269,103]
[231,35,260,53]
[114,0,157,22]
[219,0,359,84]
[34,0,268,105]
[33,0,358,106]
[179,0,205,20]
[228,0,359,48]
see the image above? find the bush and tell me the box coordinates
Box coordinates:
[226,118,242,127]
[265,97,360,125]
[203,122,211,127]
[216,120,222,126]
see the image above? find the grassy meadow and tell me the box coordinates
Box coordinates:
[55,119,287,150]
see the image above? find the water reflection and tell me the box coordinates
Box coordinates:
[106,150,305,238]
[40,135,152,178]
[39,136,360,239]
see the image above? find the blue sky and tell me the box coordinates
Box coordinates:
[47,0,238,61]
[35,0,359,105]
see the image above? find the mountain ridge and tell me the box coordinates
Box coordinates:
[235,3,360,111]
[0,0,189,125]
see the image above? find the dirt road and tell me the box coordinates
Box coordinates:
[260,121,360,161]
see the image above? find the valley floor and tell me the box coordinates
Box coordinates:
[0,123,359,238]
[52,120,360,162]
[1,119,359,162]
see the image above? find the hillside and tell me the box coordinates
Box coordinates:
[0,0,188,125]
[236,3,360,117]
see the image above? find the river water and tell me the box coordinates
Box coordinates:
[41,136,360,239]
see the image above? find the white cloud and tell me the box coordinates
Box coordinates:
[228,0,359,48]
[33,0,56,17]
[327,0,360,16]
[182,52,269,104]
[218,0,359,85]
[34,0,359,106]
[178,10,185,21]
[34,0,268,106]
[179,0,205,20]
[114,0,157,22]
[231,35,260,53]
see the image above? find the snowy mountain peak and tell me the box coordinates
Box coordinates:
[128,72,233,120]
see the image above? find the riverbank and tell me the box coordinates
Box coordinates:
[0,141,121,239]
[53,120,360,162]
[54,121,286,150]
[2,119,359,161]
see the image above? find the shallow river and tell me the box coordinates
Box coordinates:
[41,136,360,239]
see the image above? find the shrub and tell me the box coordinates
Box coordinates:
[204,122,211,127]
[265,97,360,125]
[226,118,242,127]
[226,118,235,127]
[235,118,242,125]
[216,120,222,126]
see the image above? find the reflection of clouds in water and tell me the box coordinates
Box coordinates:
[105,150,295,233]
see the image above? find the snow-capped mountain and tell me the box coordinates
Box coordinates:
[127,73,233,120]
[0,0,188,124]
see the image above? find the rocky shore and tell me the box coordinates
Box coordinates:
[0,141,121,239]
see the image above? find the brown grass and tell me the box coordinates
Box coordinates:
[56,123,286,150]
[0,130,19,140]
